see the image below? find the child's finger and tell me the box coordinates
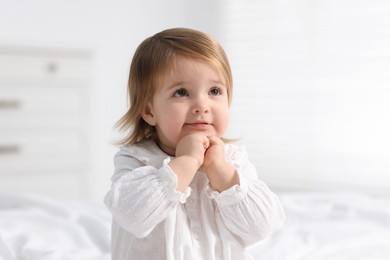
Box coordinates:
[202,136,210,150]
[207,136,222,146]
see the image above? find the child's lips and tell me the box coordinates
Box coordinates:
[185,122,212,130]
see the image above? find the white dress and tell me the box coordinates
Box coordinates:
[104,139,285,260]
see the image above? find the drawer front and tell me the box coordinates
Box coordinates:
[0,52,92,80]
[0,173,86,199]
[0,131,85,174]
[0,87,85,128]
[0,47,92,199]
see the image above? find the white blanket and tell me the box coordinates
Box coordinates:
[249,192,390,260]
[0,192,111,260]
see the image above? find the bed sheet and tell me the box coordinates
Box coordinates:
[249,192,390,260]
[0,192,111,260]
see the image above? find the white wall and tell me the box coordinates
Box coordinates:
[219,0,390,194]
[0,0,222,201]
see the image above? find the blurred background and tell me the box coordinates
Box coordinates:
[0,0,389,202]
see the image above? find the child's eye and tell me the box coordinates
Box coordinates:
[173,88,188,97]
[209,87,223,96]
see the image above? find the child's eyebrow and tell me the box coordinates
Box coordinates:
[209,79,226,86]
[208,78,227,88]
[165,79,226,91]
[166,81,185,91]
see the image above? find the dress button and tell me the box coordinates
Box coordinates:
[193,232,200,240]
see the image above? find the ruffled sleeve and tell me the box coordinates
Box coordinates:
[104,147,191,238]
[208,144,285,246]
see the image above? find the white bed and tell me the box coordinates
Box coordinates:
[249,192,390,260]
[1,191,390,260]
[0,192,111,260]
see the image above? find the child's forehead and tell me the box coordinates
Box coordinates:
[162,56,226,82]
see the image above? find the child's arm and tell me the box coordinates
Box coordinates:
[104,134,209,239]
[201,136,240,192]
[203,139,285,246]
[104,148,192,239]
[169,134,209,192]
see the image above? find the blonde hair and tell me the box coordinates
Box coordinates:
[115,28,233,145]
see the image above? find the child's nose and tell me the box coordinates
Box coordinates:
[192,103,209,114]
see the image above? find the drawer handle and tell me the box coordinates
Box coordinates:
[47,62,59,74]
[0,100,21,110]
[0,145,20,155]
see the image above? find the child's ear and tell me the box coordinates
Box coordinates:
[141,103,157,126]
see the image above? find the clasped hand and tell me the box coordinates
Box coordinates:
[175,134,239,192]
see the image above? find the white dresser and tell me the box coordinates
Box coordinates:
[0,47,93,199]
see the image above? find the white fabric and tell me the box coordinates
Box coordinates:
[249,192,390,260]
[104,139,285,260]
[0,192,111,260]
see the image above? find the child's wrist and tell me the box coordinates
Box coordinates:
[177,155,203,169]
[205,162,239,192]
[203,160,228,174]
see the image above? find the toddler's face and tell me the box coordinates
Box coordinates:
[142,56,230,155]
